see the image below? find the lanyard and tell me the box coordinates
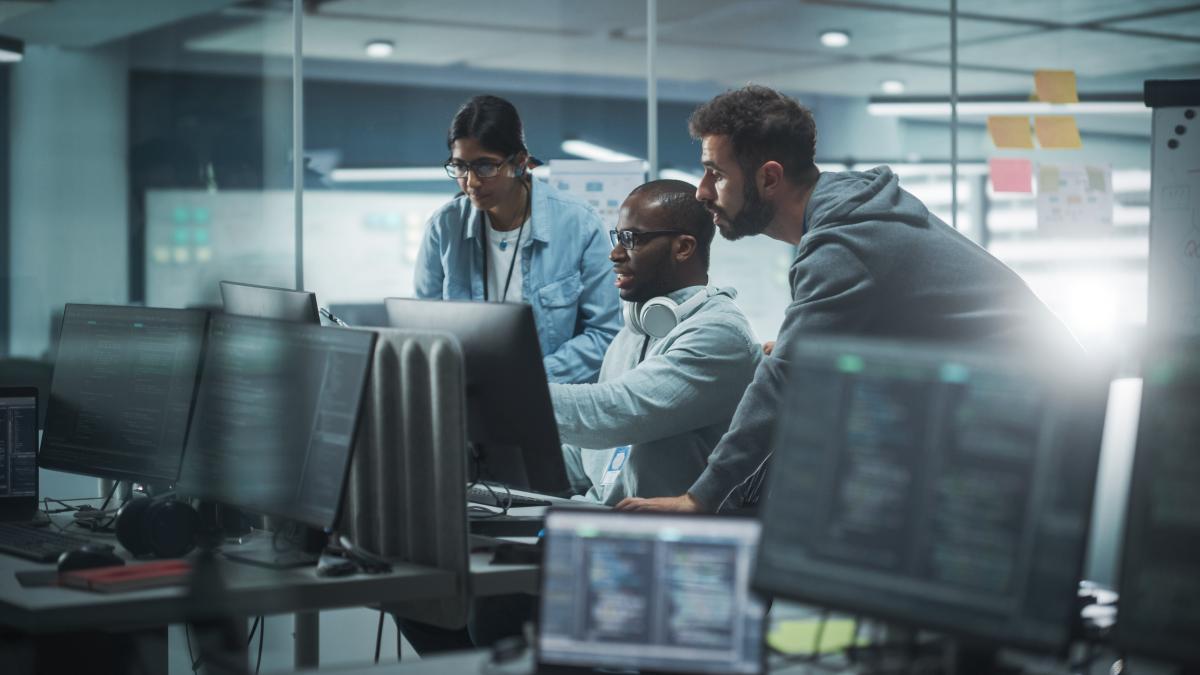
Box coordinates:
[638,335,651,364]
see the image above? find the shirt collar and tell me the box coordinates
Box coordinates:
[461,179,551,245]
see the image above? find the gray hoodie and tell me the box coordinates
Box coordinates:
[688,167,1076,511]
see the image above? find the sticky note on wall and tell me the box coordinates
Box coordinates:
[987,116,1034,149]
[1034,70,1079,104]
[989,158,1033,193]
[1035,116,1083,148]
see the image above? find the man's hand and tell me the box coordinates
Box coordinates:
[763,340,776,356]
[616,493,704,513]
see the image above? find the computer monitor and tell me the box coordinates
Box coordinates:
[40,304,208,483]
[384,298,569,494]
[176,314,375,531]
[0,387,38,521]
[1115,340,1200,669]
[753,338,1109,654]
[219,280,320,324]
[538,508,766,675]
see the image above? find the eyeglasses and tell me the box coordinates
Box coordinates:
[444,154,516,180]
[609,228,689,251]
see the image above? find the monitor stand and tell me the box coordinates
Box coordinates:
[220,522,327,569]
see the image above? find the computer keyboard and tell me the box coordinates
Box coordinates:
[466,484,552,508]
[0,523,95,563]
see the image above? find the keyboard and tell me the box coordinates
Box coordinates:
[0,523,95,563]
[466,483,552,508]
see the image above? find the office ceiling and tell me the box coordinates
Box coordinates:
[2,0,1197,102]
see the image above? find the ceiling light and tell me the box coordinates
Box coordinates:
[561,139,641,163]
[330,167,446,182]
[0,35,24,63]
[880,79,906,95]
[819,30,850,48]
[364,40,394,59]
[867,96,1147,117]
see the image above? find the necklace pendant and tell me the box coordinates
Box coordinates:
[499,241,508,251]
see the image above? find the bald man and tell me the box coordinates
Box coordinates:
[549,180,762,505]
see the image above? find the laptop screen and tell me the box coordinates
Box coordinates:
[538,509,766,675]
[0,388,38,518]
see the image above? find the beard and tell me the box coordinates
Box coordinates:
[720,181,774,241]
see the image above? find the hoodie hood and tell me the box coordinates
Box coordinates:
[802,166,932,240]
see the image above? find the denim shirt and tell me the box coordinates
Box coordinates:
[413,178,620,384]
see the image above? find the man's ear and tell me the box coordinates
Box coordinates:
[674,234,698,263]
[759,161,784,196]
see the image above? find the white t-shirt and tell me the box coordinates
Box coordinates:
[484,215,524,303]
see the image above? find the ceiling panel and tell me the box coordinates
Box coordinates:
[905,28,1200,78]
[877,0,1200,25]
[653,2,1030,57]
[1106,8,1200,38]
[756,59,1031,97]
[316,0,724,35]
[0,0,239,48]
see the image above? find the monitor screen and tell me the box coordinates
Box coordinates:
[220,280,320,324]
[753,338,1108,653]
[538,509,766,675]
[1115,341,1200,668]
[0,388,38,519]
[40,305,208,483]
[176,314,375,530]
[384,298,569,494]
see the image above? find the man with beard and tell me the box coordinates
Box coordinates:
[617,85,1077,514]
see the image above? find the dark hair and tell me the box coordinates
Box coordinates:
[689,84,817,185]
[447,95,528,158]
[627,179,717,270]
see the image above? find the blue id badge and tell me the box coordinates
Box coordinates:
[600,446,630,487]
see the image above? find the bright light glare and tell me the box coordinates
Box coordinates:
[820,30,851,48]
[561,140,641,163]
[364,40,394,58]
[660,169,701,185]
[330,167,445,182]
[881,79,906,95]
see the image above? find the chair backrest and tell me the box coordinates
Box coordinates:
[338,327,471,629]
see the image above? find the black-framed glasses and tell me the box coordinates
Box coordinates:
[444,154,516,180]
[609,228,689,250]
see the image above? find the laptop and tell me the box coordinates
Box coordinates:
[536,508,767,675]
[0,387,39,522]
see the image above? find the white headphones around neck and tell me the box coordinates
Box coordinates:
[623,286,736,338]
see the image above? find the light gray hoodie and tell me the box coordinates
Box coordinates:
[688,167,1077,511]
[550,285,762,504]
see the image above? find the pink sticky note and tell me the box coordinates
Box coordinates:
[989,158,1033,193]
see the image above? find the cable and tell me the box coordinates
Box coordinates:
[98,481,119,513]
[374,610,385,664]
[246,616,260,646]
[256,616,265,675]
[811,610,829,660]
[185,624,200,674]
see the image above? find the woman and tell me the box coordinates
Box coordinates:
[414,95,619,384]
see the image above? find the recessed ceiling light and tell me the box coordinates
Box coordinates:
[819,30,850,48]
[364,40,394,58]
[881,79,906,95]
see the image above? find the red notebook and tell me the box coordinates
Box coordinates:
[60,559,192,593]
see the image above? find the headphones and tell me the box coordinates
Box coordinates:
[623,287,736,339]
[116,496,200,559]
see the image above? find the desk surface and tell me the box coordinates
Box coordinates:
[1,539,538,635]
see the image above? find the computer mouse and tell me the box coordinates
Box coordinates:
[57,545,126,572]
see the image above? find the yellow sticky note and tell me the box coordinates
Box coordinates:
[1034,70,1079,104]
[987,116,1034,149]
[1038,165,1060,194]
[767,618,863,656]
[1035,116,1083,148]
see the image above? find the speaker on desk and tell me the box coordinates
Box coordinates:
[116,497,200,558]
